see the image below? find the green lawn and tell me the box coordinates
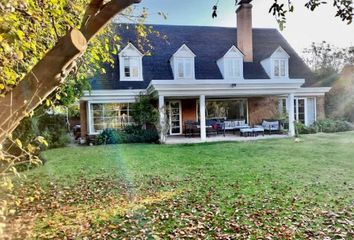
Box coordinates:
[10,132,354,239]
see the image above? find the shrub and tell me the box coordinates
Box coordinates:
[130,94,158,129]
[95,128,122,145]
[295,119,354,136]
[95,126,159,145]
[314,119,354,133]
[13,109,70,149]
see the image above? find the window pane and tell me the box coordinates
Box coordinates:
[205,100,247,121]
[298,99,305,123]
[131,66,139,78]
[124,58,130,77]
[307,98,316,125]
[274,60,280,76]
[91,103,133,132]
[185,59,192,78]
[234,59,240,77]
[177,61,184,78]
[280,60,286,76]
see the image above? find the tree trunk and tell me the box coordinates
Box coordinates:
[0,29,87,143]
[0,0,141,144]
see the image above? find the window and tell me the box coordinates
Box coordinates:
[278,98,287,114]
[307,98,316,125]
[225,58,241,78]
[197,99,248,121]
[119,43,143,81]
[273,59,286,77]
[90,103,133,133]
[278,97,316,126]
[123,57,140,79]
[176,58,193,79]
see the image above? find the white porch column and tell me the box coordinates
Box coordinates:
[287,93,295,137]
[158,95,166,143]
[199,95,206,141]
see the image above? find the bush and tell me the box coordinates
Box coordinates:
[95,126,159,145]
[314,119,354,133]
[295,119,354,135]
[13,109,70,149]
[95,128,122,145]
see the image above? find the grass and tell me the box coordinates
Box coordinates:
[9,132,354,239]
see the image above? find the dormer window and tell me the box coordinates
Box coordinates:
[170,44,196,80]
[225,58,241,78]
[176,58,193,79]
[119,43,143,81]
[260,46,290,79]
[123,57,139,78]
[273,59,286,77]
[217,45,244,80]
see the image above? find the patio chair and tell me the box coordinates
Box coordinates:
[261,119,281,135]
[184,120,199,137]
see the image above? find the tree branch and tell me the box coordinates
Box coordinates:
[80,0,142,41]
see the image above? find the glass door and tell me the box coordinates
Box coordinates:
[294,98,306,124]
[168,101,182,135]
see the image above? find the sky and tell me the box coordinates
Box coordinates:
[127,0,354,54]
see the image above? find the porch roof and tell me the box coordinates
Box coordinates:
[147,79,305,97]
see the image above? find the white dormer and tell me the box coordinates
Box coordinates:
[261,46,290,79]
[217,45,244,80]
[119,43,144,81]
[170,44,196,80]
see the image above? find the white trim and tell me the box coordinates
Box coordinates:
[217,45,244,80]
[279,96,318,126]
[172,44,196,57]
[199,95,206,140]
[167,100,183,135]
[170,44,196,80]
[81,89,144,101]
[87,101,134,135]
[293,87,331,96]
[118,43,144,57]
[261,46,290,79]
[119,43,144,81]
[271,46,290,58]
[148,79,305,97]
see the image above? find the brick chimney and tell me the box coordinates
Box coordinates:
[236,0,253,62]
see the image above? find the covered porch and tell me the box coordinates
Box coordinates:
[148,79,302,142]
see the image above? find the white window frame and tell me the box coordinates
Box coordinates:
[166,100,183,135]
[217,45,244,80]
[170,44,196,80]
[224,58,242,79]
[175,58,194,79]
[87,101,134,135]
[119,43,144,81]
[272,59,287,78]
[196,98,249,123]
[278,97,317,126]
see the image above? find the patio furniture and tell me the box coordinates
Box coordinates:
[221,119,249,136]
[184,121,199,137]
[240,126,265,137]
[240,127,253,137]
[261,119,282,135]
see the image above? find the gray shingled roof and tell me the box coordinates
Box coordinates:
[91,24,314,90]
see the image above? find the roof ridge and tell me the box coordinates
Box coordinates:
[113,22,277,30]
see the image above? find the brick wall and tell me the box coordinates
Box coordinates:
[316,96,326,120]
[80,101,88,138]
[248,97,278,125]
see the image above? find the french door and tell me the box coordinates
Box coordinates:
[167,101,182,135]
[294,98,306,124]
